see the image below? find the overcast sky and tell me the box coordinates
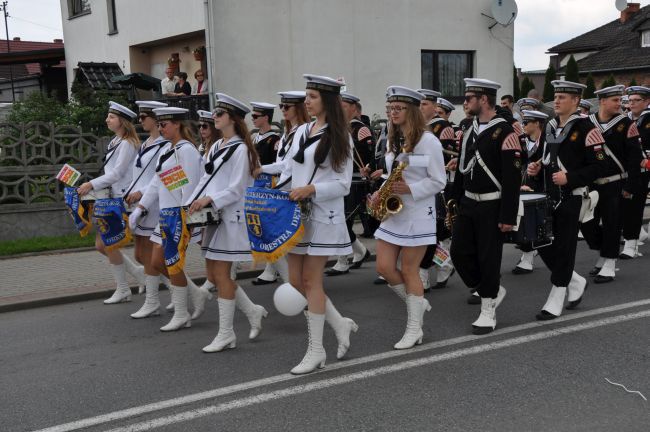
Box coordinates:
[8,0,650,72]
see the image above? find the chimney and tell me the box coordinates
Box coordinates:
[53,39,63,43]
[621,3,641,23]
[12,37,20,41]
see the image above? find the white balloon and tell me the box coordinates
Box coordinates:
[273,283,307,316]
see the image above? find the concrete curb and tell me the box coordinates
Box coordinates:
[0,255,378,314]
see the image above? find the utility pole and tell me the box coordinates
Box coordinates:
[0,1,14,103]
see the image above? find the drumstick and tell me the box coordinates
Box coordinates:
[442,148,459,157]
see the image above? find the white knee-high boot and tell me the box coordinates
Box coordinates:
[388,283,432,320]
[324,297,358,359]
[160,284,191,331]
[105,263,132,304]
[273,257,289,283]
[234,286,268,340]
[202,298,236,353]
[131,274,161,318]
[189,278,213,320]
[291,311,326,375]
[200,279,216,293]
[122,253,146,292]
[394,295,425,349]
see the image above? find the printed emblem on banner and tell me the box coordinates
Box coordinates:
[246,213,262,237]
[159,165,189,191]
[96,217,109,234]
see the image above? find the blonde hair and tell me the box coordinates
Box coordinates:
[284,103,310,134]
[179,121,197,145]
[389,104,425,154]
[118,118,140,148]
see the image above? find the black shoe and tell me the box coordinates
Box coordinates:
[467,291,481,305]
[619,252,634,260]
[325,268,349,276]
[589,267,601,276]
[536,310,559,321]
[594,275,614,284]
[471,325,494,335]
[511,266,533,275]
[432,268,456,289]
[251,278,277,286]
[373,276,388,285]
[350,249,371,269]
[566,281,588,310]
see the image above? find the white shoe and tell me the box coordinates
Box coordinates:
[160,284,191,331]
[620,240,638,259]
[419,268,431,290]
[189,279,213,320]
[105,263,132,304]
[325,297,358,359]
[131,275,161,318]
[537,285,566,320]
[567,272,587,309]
[351,239,368,263]
[394,295,425,349]
[472,297,497,334]
[235,286,267,340]
[514,250,536,272]
[203,298,237,353]
[122,254,146,293]
[200,279,216,293]
[388,283,432,321]
[597,258,616,278]
[291,311,326,375]
[495,285,507,308]
[640,227,648,243]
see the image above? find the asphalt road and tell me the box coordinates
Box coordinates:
[2,241,650,432]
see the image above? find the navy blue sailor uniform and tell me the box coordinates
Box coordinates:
[345,117,376,242]
[580,112,641,260]
[530,114,607,287]
[449,117,522,299]
[254,130,281,166]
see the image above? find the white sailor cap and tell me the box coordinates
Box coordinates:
[277,91,306,103]
[464,78,501,96]
[622,95,629,103]
[437,97,455,112]
[386,85,423,105]
[578,99,593,110]
[108,101,137,121]
[625,86,650,97]
[215,93,250,117]
[516,98,539,109]
[594,85,625,99]
[197,110,214,122]
[303,74,344,94]
[417,89,441,102]
[135,100,167,115]
[341,92,360,104]
[521,110,548,121]
[551,80,586,95]
[152,107,190,121]
[250,102,277,116]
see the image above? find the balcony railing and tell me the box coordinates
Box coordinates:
[156,95,210,120]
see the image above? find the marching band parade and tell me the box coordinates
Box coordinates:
[62,73,650,376]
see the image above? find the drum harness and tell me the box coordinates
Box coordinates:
[123,139,169,203]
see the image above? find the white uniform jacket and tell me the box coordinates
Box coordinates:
[90,136,138,197]
[184,136,252,223]
[139,140,203,211]
[285,122,353,224]
[127,136,168,196]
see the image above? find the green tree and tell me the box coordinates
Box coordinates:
[7,92,67,125]
[543,65,556,102]
[513,66,520,101]
[600,74,617,89]
[584,73,596,99]
[565,55,580,83]
[69,82,131,136]
[520,76,535,99]
[628,78,638,87]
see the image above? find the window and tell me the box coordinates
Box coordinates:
[107,0,118,34]
[68,0,90,18]
[642,30,650,48]
[421,50,473,104]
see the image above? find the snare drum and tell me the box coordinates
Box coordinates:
[80,188,111,202]
[504,193,553,246]
[184,206,221,228]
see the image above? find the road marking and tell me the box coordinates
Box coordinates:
[33,298,650,432]
[104,308,650,432]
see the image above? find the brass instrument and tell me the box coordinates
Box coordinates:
[366,160,407,221]
[444,198,458,231]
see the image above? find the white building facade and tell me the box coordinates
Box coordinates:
[60,0,514,121]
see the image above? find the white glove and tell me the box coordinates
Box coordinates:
[128,207,143,230]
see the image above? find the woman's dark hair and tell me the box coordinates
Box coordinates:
[231,114,260,176]
[201,121,221,154]
[284,102,310,135]
[314,91,350,172]
[178,72,188,81]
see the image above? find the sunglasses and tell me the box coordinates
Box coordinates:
[213,109,227,118]
[157,121,169,128]
[138,114,149,121]
[199,123,211,130]
[278,104,295,111]
[464,95,479,103]
[251,114,265,120]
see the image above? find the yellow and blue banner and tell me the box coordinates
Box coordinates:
[92,198,132,251]
[63,186,92,237]
[253,173,278,189]
[245,187,304,263]
[159,207,190,275]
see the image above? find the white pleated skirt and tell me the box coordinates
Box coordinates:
[132,205,159,237]
[291,219,352,256]
[201,220,252,262]
[374,212,437,247]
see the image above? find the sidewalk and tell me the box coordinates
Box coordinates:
[0,232,377,313]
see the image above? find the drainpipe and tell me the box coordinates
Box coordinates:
[204,0,215,110]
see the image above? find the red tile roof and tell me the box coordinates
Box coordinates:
[0,38,64,76]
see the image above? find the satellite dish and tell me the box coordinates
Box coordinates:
[616,0,628,11]
[491,0,518,26]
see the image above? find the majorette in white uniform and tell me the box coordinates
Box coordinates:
[284,120,354,256]
[128,100,168,237]
[186,134,253,262]
[374,89,447,247]
[139,111,204,246]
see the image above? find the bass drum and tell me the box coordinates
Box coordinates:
[504,193,553,247]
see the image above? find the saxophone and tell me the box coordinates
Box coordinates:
[366,160,407,221]
[444,198,458,231]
